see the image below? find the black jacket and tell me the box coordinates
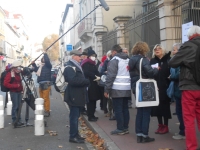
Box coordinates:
[81,59,101,101]
[32,53,52,83]
[150,52,171,101]
[64,60,89,107]
[100,58,109,75]
[129,55,158,94]
[169,36,200,90]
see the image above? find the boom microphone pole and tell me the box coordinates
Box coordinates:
[28,2,109,67]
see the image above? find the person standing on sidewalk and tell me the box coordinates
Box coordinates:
[169,43,185,140]
[81,49,101,122]
[104,44,131,135]
[64,50,90,143]
[169,25,200,150]
[150,44,171,134]
[32,52,52,117]
[122,48,132,109]
[129,42,158,143]
[4,60,24,127]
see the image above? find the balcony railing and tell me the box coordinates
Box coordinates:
[77,18,92,39]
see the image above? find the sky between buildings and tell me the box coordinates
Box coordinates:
[1,0,71,43]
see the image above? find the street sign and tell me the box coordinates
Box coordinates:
[66,44,73,51]
[182,21,193,43]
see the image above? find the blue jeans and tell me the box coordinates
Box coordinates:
[112,97,130,130]
[10,92,22,123]
[175,97,185,136]
[69,106,81,138]
[135,107,151,137]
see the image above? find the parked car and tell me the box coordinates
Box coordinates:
[51,68,58,84]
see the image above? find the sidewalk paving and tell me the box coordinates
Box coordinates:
[82,101,200,150]
[0,87,89,150]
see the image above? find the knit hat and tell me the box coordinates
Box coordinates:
[87,49,96,57]
[11,60,22,68]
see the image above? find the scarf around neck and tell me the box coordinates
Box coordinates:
[36,63,45,76]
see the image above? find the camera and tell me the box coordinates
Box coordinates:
[21,67,35,78]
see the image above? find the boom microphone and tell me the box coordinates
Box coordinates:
[98,0,109,11]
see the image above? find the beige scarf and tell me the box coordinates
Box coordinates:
[36,63,45,76]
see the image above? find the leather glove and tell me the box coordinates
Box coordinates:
[93,75,100,81]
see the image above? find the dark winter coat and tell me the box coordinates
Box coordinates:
[64,60,89,107]
[150,52,171,118]
[100,58,109,75]
[4,71,23,92]
[169,67,181,99]
[129,55,158,94]
[81,58,101,101]
[32,53,52,83]
[169,36,200,90]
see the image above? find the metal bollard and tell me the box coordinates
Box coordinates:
[0,95,4,128]
[34,98,44,136]
[6,93,12,116]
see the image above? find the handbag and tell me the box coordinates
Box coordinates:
[135,58,159,107]
[98,75,106,87]
[166,81,174,98]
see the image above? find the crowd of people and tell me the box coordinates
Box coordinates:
[64,25,200,150]
[2,25,200,150]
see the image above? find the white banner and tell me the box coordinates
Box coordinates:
[182,21,193,43]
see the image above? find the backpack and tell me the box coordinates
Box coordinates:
[54,64,76,93]
[189,40,200,85]
[1,70,14,92]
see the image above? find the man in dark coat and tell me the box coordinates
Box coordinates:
[32,52,52,117]
[64,50,90,143]
[169,25,200,150]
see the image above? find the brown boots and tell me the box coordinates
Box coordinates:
[155,124,169,134]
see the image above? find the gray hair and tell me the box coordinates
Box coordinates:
[173,43,182,50]
[187,25,200,38]
[152,44,166,58]
[106,50,111,57]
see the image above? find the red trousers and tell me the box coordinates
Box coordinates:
[182,90,200,150]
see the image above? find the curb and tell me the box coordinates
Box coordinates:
[81,115,120,150]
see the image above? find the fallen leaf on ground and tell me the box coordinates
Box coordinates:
[58,145,63,148]
[77,146,84,149]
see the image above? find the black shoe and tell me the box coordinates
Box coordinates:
[93,116,98,120]
[69,137,84,143]
[142,136,155,143]
[173,112,177,115]
[13,122,25,128]
[77,134,85,140]
[88,118,97,122]
[44,111,50,117]
[137,136,143,143]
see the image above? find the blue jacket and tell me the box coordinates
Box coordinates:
[170,67,181,99]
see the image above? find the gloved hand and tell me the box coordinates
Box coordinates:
[93,75,100,81]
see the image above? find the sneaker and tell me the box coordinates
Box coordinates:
[123,128,129,134]
[110,129,126,135]
[172,134,185,140]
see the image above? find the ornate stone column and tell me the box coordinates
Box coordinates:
[95,31,107,59]
[113,16,132,48]
[158,0,176,51]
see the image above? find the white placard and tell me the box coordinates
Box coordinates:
[182,21,193,43]
[151,63,158,69]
